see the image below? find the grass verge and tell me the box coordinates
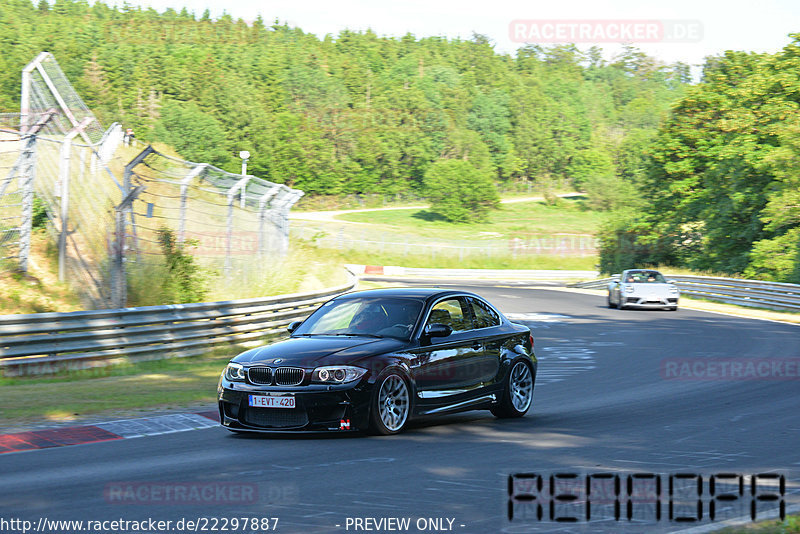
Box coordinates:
[328,248,598,271]
[0,343,268,431]
[334,197,604,239]
[716,514,800,533]
[126,242,348,306]
[0,232,83,314]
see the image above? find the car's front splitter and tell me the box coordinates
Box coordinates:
[218,386,372,433]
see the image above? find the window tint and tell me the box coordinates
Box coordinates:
[295,298,422,339]
[426,298,472,333]
[626,271,666,283]
[470,298,500,329]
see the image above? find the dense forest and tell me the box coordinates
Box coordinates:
[600,36,800,282]
[0,0,687,204]
[2,1,797,281]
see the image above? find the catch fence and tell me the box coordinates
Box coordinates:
[1,52,303,308]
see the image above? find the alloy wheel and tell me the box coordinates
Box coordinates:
[378,375,409,432]
[509,362,533,413]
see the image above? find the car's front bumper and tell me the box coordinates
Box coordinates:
[623,296,679,308]
[218,379,373,433]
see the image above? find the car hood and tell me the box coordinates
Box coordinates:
[630,283,676,295]
[231,336,407,367]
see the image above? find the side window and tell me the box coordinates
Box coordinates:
[426,298,473,333]
[470,298,500,329]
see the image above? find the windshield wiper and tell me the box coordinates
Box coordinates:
[330,333,384,338]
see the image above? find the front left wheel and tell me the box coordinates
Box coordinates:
[369,370,411,435]
[491,360,534,419]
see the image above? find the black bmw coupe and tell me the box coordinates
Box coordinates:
[218,287,536,435]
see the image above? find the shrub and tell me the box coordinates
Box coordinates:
[423,159,499,223]
[156,227,208,304]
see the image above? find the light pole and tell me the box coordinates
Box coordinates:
[238,150,250,209]
[239,150,250,176]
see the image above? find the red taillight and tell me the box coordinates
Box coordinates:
[529,333,534,350]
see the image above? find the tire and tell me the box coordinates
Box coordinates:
[369,369,411,435]
[607,294,617,309]
[668,306,678,311]
[491,360,535,419]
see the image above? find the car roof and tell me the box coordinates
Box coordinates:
[335,287,478,301]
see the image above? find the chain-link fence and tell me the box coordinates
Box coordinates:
[0,116,23,269]
[118,144,303,307]
[2,52,304,309]
[22,52,106,143]
[33,134,120,306]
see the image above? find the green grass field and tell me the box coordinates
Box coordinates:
[332,249,598,270]
[335,197,605,239]
[293,197,603,269]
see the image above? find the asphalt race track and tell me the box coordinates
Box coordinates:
[2,283,799,534]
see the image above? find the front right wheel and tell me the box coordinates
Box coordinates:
[369,370,411,435]
[491,360,534,419]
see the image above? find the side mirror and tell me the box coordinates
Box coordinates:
[287,320,302,334]
[425,323,452,338]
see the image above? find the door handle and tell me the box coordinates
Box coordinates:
[472,342,483,350]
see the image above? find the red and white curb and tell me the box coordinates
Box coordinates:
[0,411,219,454]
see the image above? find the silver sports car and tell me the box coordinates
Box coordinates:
[607,269,680,311]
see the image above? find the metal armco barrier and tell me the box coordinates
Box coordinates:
[348,264,599,280]
[571,275,800,312]
[0,277,356,376]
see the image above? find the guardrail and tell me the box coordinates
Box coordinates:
[570,275,800,312]
[0,277,357,376]
[347,264,599,280]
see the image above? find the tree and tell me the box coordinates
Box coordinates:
[423,159,499,223]
[599,36,800,279]
[153,100,231,168]
[0,4,688,199]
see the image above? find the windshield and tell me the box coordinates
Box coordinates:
[625,271,667,283]
[293,297,423,339]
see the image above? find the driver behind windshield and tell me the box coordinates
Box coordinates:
[350,302,419,336]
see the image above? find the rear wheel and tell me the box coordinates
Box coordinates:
[369,370,411,435]
[491,360,534,419]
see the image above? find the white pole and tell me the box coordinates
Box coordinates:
[58,119,91,282]
[238,150,250,210]
[178,164,207,244]
[58,137,72,282]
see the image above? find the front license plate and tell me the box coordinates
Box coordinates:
[248,394,295,409]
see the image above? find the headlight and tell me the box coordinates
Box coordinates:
[312,366,367,384]
[669,286,679,294]
[224,362,246,381]
[624,284,634,293]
